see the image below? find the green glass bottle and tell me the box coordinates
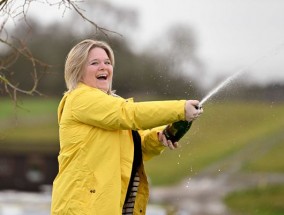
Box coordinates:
[163,120,193,142]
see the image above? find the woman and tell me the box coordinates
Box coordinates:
[51,39,203,215]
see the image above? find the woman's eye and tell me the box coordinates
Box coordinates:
[105,61,111,65]
[91,61,98,65]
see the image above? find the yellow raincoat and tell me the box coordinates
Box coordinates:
[51,83,186,215]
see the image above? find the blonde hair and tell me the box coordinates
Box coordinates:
[64,39,115,93]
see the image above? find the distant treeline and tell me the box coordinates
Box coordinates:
[0,19,203,100]
[1,0,283,102]
[218,83,284,102]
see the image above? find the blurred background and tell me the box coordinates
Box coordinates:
[0,0,284,214]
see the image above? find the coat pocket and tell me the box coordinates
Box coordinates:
[62,171,99,214]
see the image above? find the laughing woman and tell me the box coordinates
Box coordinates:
[50,39,203,215]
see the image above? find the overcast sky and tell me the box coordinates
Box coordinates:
[109,0,284,87]
[22,0,284,87]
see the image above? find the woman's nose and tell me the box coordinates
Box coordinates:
[99,62,106,70]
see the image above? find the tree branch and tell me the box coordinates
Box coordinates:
[0,37,50,99]
[0,0,120,100]
[65,0,122,37]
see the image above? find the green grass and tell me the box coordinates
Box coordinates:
[0,98,284,215]
[1,98,284,214]
[1,98,284,174]
[0,97,60,152]
[145,101,284,185]
[4,122,58,142]
[227,128,284,215]
[1,99,284,174]
[243,134,284,173]
[224,184,284,215]
[0,97,59,119]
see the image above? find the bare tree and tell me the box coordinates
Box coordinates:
[0,0,117,100]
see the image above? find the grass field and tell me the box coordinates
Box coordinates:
[0,97,59,119]
[243,135,284,173]
[1,98,284,214]
[144,100,284,215]
[145,101,284,185]
[0,97,60,151]
[224,184,284,215]
[1,98,284,173]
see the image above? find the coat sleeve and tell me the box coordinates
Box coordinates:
[138,127,166,161]
[71,87,186,131]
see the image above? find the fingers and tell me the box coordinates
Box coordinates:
[172,141,179,149]
[185,100,204,121]
[165,140,179,150]
[193,106,203,119]
[189,100,200,107]
[158,132,179,150]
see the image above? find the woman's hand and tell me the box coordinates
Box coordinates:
[185,100,203,122]
[158,131,179,150]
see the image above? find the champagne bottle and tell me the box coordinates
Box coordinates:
[163,105,200,142]
[163,120,193,142]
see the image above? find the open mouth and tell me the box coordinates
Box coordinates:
[96,74,107,80]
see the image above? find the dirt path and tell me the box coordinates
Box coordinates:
[149,131,284,215]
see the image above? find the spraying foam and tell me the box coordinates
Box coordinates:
[199,43,284,107]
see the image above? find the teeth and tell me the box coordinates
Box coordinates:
[97,74,107,80]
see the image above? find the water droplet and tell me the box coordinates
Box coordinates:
[185,178,191,188]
